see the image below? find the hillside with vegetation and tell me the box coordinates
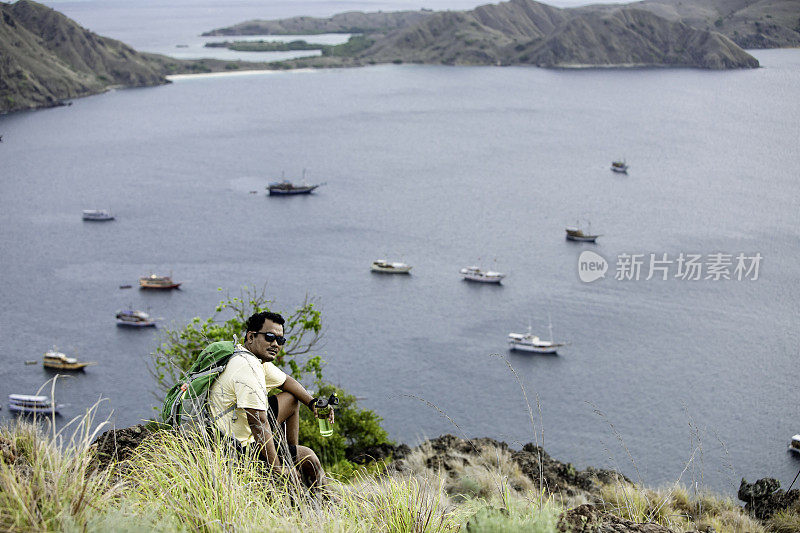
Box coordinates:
[0,0,282,113]
[0,0,169,112]
[633,0,800,48]
[208,0,762,69]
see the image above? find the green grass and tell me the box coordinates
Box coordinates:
[0,410,788,533]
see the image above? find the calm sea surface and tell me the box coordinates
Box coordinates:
[1,0,798,495]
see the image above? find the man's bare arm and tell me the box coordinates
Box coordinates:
[278,376,335,423]
[278,376,315,407]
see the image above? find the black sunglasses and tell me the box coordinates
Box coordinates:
[251,331,287,345]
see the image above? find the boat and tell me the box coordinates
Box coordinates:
[371,260,412,274]
[460,266,505,283]
[139,274,181,290]
[82,209,114,221]
[508,320,565,354]
[565,224,600,243]
[7,394,62,415]
[790,435,800,454]
[42,349,95,371]
[610,160,628,174]
[116,309,156,327]
[267,170,324,196]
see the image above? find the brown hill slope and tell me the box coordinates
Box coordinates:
[356,0,758,68]
[514,7,760,68]
[632,0,800,48]
[0,0,167,113]
[202,9,434,36]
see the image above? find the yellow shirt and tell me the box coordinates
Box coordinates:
[207,345,287,445]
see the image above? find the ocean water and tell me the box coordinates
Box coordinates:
[1,0,798,495]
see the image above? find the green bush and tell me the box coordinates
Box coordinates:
[299,383,391,467]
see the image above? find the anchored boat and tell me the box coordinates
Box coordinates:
[460,266,505,283]
[139,274,181,290]
[790,435,800,454]
[508,318,565,354]
[371,260,412,274]
[116,309,156,327]
[7,394,62,415]
[82,209,114,221]
[267,170,324,196]
[42,349,95,371]
[610,160,628,174]
[565,224,600,243]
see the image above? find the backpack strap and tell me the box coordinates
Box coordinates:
[210,403,237,423]
[205,348,250,424]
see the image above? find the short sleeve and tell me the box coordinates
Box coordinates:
[228,356,268,411]
[262,362,287,389]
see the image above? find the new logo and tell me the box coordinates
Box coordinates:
[578,251,608,283]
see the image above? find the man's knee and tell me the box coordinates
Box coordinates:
[295,445,323,479]
[276,392,299,422]
[295,445,320,468]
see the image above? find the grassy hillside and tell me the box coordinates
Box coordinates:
[634,0,800,48]
[0,0,168,113]
[1,412,795,532]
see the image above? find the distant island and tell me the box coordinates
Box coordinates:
[4,0,798,113]
[205,0,800,51]
[201,0,799,69]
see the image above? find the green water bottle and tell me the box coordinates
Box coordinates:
[315,393,338,438]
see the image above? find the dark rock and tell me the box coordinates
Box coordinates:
[90,424,156,471]
[737,477,800,520]
[557,504,672,532]
[345,442,409,464]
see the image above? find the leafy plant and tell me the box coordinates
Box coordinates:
[299,383,391,467]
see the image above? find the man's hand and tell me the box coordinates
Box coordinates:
[311,398,335,425]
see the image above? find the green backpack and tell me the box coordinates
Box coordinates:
[161,340,244,427]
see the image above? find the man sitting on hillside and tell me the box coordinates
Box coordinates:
[207,311,331,488]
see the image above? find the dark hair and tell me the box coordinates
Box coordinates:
[246,311,285,333]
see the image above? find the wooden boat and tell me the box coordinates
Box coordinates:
[116,309,156,327]
[82,209,114,221]
[460,266,505,283]
[371,260,412,274]
[42,350,95,371]
[565,226,600,243]
[267,170,324,196]
[7,394,62,415]
[790,435,800,454]
[139,274,181,290]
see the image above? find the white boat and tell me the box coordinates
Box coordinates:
[508,319,565,354]
[42,349,95,370]
[82,209,114,221]
[790,435,800,453]
[460,266,505,283]
[371,260,412,274]
[610,160,628,174]
[116,309,156,327]
[7,394,62,415]
[565,225,600,243]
